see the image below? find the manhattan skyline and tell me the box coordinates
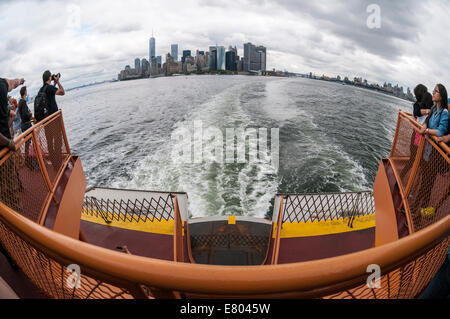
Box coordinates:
[118,38,266,80]
[1,0,449,97]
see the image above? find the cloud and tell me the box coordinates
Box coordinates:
[94,22,142,34]
[0,0,449,97]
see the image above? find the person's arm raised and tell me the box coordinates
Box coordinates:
[6,78,25,92]
[54,75,65,96]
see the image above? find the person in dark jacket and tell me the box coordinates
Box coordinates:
[413,84,433,119]
[0,77,25,214]
[18,86,36,169]
[0,77,24,151]
[41,70,65,171]
[18,86,33,133]
[399,85,434,181]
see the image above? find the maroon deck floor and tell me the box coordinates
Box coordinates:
[277,227,375,264]
[80,220,174,261]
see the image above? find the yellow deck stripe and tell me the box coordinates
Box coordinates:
[273,214,375,238]
[81,210,179,236]
[228,216,236,225]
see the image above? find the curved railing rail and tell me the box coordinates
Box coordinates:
[0,110,449,299]
[0,200,448,298]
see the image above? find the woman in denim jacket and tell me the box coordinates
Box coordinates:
[419,84,449,138]
[416,84,449,218]
[436,97,450,145]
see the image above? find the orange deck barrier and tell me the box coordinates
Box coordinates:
[0,110,449,299]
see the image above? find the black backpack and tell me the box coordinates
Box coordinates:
[34,85,50,122]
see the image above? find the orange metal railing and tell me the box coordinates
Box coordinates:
[0,111,72,224]
[389,111,449,233]
[0,110,448,299]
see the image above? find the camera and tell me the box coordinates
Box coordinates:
[51,73,61,81]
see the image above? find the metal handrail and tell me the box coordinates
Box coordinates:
[0,110,63,160]
[0,201,448,296]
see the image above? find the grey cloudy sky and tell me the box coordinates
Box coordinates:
[1,0,449,97]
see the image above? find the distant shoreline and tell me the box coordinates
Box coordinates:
[66,80,113,92]
[71,73,415,103]
[301,76,415,102]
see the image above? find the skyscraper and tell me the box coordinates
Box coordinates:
[141,58,149,76]
[182,50,191,64]
[135,58,141,75]
[150,57,158,76]
[195,50,207,70]
[243,42,252,72]
[171,44,178,61]
[244,42,266,72]
[209,46,217,70]
[149,36,156,60]
[256,45,266,71]
[225,50,236,71]
[216,46,225,70]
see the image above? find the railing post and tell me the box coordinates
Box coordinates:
[173,195,184,262]
[348,192,362,228]
[31,129,53,192]
[31,129,59,225]
[271,195,285,265]
[389,111,402,158]
[58,112,74,164]
[404,134,426,197]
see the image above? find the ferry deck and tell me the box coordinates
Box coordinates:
[0,110,448,299]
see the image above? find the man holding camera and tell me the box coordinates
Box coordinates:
[42,70,65,115]
[40,70,65,171]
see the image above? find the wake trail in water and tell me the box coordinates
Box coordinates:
[61,76,412,218]
[112,80,280,218]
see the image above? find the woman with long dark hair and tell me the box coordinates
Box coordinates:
[419,84,449,137]
[414,84,449,218]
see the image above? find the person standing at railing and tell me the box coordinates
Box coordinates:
[18,86,34,133]
[400,85,433,181]
[18,86,36,169]
[6,96,14,134]
[413,84,433,120]
[416,84,449,218]
[11,98,22,138]
[436,97,450,145]
[0,77,25,214]
[38,71,65,171]
[419,84,449,138]
[0,77,25,151]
